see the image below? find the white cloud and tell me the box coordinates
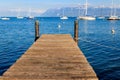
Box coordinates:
[10,8,46,14]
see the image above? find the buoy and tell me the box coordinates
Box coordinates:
[58,24,61,29]
[111,29,115,34]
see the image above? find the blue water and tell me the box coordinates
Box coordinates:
[0,17,120,80]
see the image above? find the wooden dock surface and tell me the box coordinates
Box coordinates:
[1,34,98,80]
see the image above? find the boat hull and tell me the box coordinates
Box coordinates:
[17,16,24,19]
[1,17,10,20]
[60,16,68,20]
[107,16,120,20]
[78,16,96,20]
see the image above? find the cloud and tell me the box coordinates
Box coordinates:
[9,8,46,14]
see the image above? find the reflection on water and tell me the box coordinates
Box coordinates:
[83,20,88,34]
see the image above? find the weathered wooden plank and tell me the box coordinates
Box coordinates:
[1,34,98,80]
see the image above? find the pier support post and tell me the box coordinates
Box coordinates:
[74,20,79,44]
[35,20,39,41]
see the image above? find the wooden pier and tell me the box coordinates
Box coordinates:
[1,34,98,80]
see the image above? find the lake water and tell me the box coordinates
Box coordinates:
[0,17,120,80]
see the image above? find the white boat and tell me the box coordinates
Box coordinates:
[107,0,119,20]
[28,16,34,19]
[60,9,68,20]
[27,8,34,19]
[1,17,10,20]
[97,16,105,19]
[78,0,95,20]
[78,16,95,20]
[108,16,119,20]
[17,16,24,19]
[97,5,105,19]
[60,16,68,20]
[17,9,24,19]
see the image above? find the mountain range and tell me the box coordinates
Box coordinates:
[41,7,120,17]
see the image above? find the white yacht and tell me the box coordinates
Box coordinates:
[107,0,119,20]
[60,16,68,20]
[108,16,119,20]
[17,9,24,19]
[97,5,105,19]
[60,9,68,20]
[28,16,34,19]
[78,0,95,20]
[78,16,95,20]
[17,16,24,19]
[97,16,105,19]
[27,8,34,19]
[1,17,10,20]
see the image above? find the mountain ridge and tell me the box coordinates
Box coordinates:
[41,7,120,17]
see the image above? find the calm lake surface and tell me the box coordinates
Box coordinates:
[0,17,120,80]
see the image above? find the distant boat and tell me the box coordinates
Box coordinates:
[17,9,24,19]
[1,17,10,20]
[78,0,95,20]
[60,9,68,20]
[78,16,95,20]
[107,0,119,20]
[28,16,34,19]
[60,16,68,20]
[97,5,105,19]
[97,16,105,19]
[17,16,24,19]
[108,16,119,20]
[27,8,34,19]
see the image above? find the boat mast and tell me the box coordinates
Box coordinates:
[113,0,116,16]
[63,9,64,16]
[85,0,88,16]
[17,8,21,17]
[111,0,114,16]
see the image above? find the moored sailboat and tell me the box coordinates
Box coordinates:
[60,16,68,20]
[17,16,24,19]
[97,5,105,19]
[27,8,34,19]
[60,9,68,20]
[78,16,96,20]
[17,9,24,19]
[1,17,10,20]
[107,0,119,20]
[108,16,119,20]
[78,0,95,20]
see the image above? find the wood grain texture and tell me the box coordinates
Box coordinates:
[1,34,98,80]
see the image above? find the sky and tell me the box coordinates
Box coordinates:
[0,0,120,16]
